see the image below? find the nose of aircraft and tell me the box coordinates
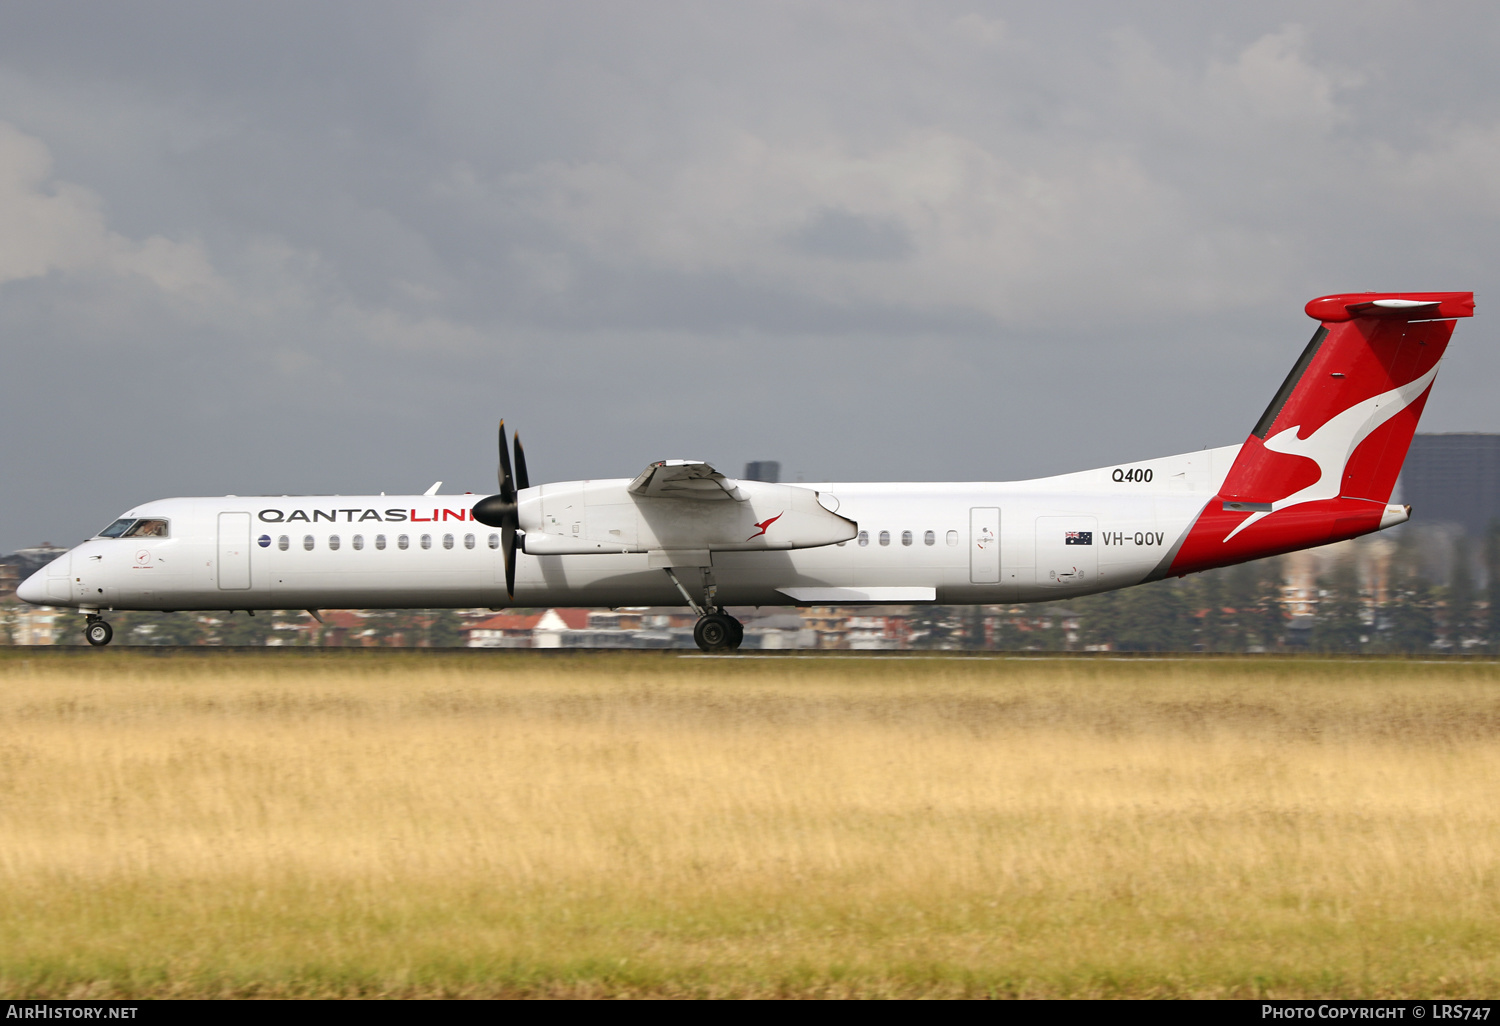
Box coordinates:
[16,569,49,605]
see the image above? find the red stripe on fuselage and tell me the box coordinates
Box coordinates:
[1168,497,1386,577]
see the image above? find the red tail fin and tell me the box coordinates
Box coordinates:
[1169,291,1475,575]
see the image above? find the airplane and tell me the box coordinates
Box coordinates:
[17,290,1475,652]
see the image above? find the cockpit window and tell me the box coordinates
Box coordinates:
[122,519,170,538]
[98,519,137,538]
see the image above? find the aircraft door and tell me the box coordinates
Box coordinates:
[969,507,1001,584]
[217,512,252,590]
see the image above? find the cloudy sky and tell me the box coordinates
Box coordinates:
[2,2,1498,551]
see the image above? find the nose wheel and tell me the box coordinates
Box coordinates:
[84,617,113,647]
[693,612,743,653]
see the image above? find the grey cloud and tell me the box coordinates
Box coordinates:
[787,207,915,261]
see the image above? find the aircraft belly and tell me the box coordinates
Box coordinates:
[114,575,191,609]
[272,569,492,608]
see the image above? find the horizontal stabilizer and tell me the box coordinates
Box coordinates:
[1304,292,1474,322]
[1344,300,1441,319]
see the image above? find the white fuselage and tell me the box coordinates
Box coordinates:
[26,445,1240,612]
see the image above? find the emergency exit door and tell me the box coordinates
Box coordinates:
[969,507,1001,584]
[218,512,252,590]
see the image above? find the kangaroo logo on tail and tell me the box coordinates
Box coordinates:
[1225,361,1442,541]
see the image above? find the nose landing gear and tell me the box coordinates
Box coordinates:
[84,616,113,647]
[692,611,743,654]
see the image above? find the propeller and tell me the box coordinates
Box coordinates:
[472,419,530,598]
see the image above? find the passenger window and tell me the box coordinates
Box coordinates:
[278,536,289,551]
[123,519,169,538]
[924,530,935,546]
[257,534,271,548]
[442,534,454,550]
[398,534,409,550]
[901,530,912,546]
[375,535,386,550]
[488,534,500,549]
[352,535,364,551]
[464,534,475,549]
[328,535,341,551]
[421,535,432,550]
[946,530,958,546]
[879,531,890,546]
[303,535,315,551]
[98,519,136,538]
[857,530,869,547]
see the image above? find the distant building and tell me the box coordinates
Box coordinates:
[743,461,780,483]
[741,612,817,650]
[319,610,372,646]
[1400,434,1500,538]
[6,604,63,645]
[1,545,68,580]
[530,608,592,648]
[465,611,544,648]
[844,615,898,650]
[1,545,69,603]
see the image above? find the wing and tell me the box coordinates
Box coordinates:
[627,460,745,501]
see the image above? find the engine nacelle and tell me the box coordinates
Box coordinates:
[519,479,856,556]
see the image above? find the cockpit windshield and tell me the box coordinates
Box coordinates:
[97,518,170,539]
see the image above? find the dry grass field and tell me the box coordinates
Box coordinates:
[2,650,1499,998]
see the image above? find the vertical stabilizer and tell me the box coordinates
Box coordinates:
[1168,291,1474,575]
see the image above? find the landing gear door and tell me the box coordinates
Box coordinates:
[217,512,252,590]
[969,507,1001,584]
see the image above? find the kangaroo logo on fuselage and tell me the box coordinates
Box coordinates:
[747,512,783,541]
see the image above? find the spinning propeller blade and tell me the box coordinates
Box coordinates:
[514,432,529,492]
[471,419,530,599]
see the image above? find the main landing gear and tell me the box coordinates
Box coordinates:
[84,615,113,647]
[664,566,744,653]
[692,610,744,654]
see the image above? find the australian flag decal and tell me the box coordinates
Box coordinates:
[1065,531,1093,545]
